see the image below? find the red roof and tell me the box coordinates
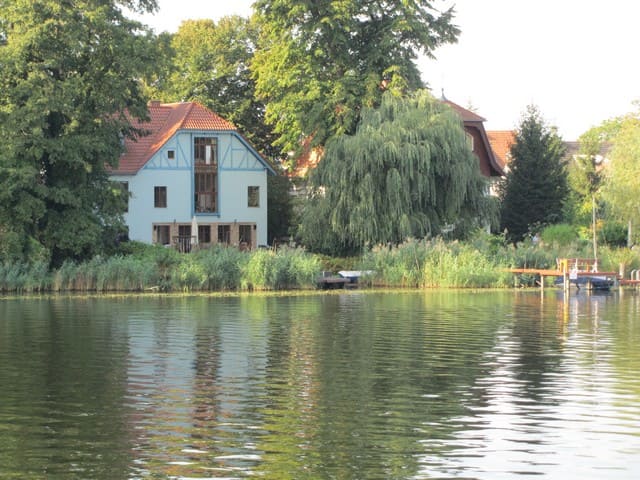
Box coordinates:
[113,102,236,174]
[487,130,515,169]
[442,99,486,123]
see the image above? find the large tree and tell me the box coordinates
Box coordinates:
[602,111,640,247]
[298,91,492,255]
[152,17,279,158]
[500,105,568,243]
[0,0,157,265]
[251,0,459,157]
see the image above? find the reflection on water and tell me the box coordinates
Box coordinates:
[1,291,640,479]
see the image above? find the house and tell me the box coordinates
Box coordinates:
[291,96,507,187]
[486,130,515,171]
[110,101,276,251]
[440,97,506,193]
[486,131,611,171]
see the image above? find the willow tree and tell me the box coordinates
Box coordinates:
[298,91,492,255]
[0,0,157,266]
[251,0,459,156]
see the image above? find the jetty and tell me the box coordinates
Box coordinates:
[509,258,620,292]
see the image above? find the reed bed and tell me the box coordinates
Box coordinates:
[2,234,639,294]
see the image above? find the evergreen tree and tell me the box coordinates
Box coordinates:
[298,91,492,255]
[500,105,568,243]
[0,0,157,265]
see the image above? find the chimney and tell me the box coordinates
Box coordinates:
[149,100,162,107]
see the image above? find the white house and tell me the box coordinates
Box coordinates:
[110,101,275,251]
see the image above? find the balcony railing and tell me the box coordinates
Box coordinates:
[173,235,196,253]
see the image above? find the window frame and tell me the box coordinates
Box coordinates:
[248,186,260,208]
[154,186,167,208]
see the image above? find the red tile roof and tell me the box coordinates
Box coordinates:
[113,102,236,174]
[487,130,515,169]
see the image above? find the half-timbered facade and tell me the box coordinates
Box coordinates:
[110,101,275,251]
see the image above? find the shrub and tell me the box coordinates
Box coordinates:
[539,223,578,246]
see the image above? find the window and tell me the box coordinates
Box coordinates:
[465,132,474,150]
[167,150,175,160]
[194,171,216,212]
[239,224,252,246]
[154,186,167,208]
[218,225,230,245]
[198,225,211,244]
[194,137,217,165]
[194,137,218,213]
[156,225,170,245]
[248,186,259,207]
[119,181,129,212]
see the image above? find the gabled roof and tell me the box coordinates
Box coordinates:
[487,130,515,169]
[441,99,487,123]
[443,98,505,176]
[113,101,237,174]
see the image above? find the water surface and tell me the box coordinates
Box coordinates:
[1,290,639,479]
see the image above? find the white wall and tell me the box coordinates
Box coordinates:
[112,130,271,246]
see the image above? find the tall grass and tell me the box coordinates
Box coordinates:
[242,247,322,290]
[4,234,639,294]
[0,261,50,293]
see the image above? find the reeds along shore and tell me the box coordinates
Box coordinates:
[1,236,639,294]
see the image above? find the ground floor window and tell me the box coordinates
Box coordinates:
[198,225,211,244]
[218,225,230,244]
[239,224,252,246]
[156,225,170,245]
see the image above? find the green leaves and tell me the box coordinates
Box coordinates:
[252,0,460,155]
[299,91,489,255]
[500,105,568,243]
[0,0,156,265]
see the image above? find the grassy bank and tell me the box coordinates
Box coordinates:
[2,234,639,294]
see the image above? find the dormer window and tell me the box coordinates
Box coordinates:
[465,132,474,151]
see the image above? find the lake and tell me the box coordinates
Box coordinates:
[1,290,640,479]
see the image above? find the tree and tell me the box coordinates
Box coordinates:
[0,0,157,266]
[602,111,640,247]
[251,0,459,157]
[151,17,280,158]
[298,91,492,255]
[267,173,294,244]
[500,106,567,243]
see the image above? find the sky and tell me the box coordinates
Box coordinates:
[136,0,640,140]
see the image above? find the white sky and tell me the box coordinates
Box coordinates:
[138,0,640,140]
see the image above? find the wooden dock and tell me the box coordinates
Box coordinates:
[507,258,620,292]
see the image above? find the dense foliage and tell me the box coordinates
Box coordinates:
[148,17,280,158]
[0,0,157,266]
[299,91,494,255]
[500,106,568,243]
[251,0,459,156]
[602,111,640,246]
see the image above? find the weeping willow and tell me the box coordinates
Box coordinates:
[299,90,492,255]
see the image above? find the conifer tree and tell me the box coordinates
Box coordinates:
[500,106,567,243]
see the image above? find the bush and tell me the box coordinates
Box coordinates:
[539,223,578,246]
[598,221,627,247]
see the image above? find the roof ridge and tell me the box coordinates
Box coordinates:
[178,102,196,130]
